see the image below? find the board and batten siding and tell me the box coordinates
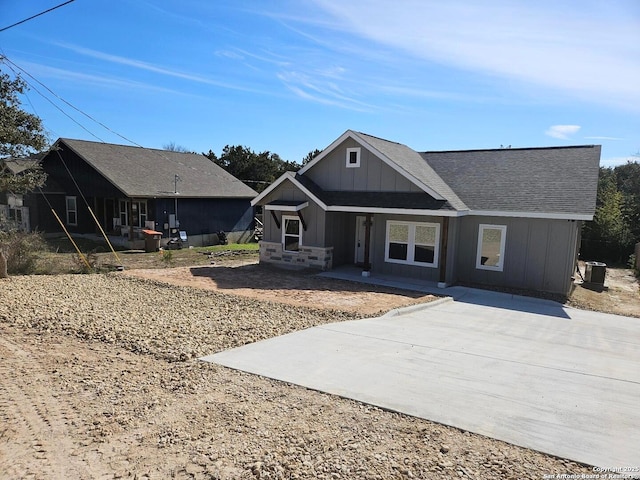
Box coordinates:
[366,214,446,283]
[260,180,326,247]
[305,139,422,193]
[455,216,580,295]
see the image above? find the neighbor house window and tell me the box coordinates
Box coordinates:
[66,196,77,226]
[9,207,22,224]
[119,199,128,227]
[385,221,439,267]
[476,224,507,271]
[282,215,302,252]
[138,201,147,227]
[346,147,361,168]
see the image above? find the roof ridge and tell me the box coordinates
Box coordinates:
[60,138,201,156]
[421,145,599,154]
[354,131,405,146]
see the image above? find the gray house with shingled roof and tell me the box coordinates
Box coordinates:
[252,130,601,296]
[33,138,257,246]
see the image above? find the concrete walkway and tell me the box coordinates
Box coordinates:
[201,288,640,468]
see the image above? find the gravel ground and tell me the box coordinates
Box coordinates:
[0,273,597,479]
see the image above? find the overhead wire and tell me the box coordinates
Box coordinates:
[1,53,197,261]
[0,1,76,33]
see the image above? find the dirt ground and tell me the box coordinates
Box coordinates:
[1,252,637,479]
[122,260,437,316]
[568,261,640,317]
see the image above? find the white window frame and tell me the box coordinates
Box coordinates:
[346,147,361,168]
[384,220,440,268]
[282,215,302,252]
[65,196,77,226]
[476,224,507,271]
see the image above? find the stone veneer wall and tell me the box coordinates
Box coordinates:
[259,241,333,270]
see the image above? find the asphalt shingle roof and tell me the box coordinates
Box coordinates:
[422,146,601,216]
[354,132,468,210]
[57,138,257,199]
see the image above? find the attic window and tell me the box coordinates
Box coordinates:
[346,147,361,168]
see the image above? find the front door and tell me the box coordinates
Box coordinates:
[354,216,373,264]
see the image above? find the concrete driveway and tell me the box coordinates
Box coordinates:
[201,288,640,467]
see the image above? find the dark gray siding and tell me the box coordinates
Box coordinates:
[152,198,253,236]
[455,216,580,295]
[306,139,422,193]
[325,212,353,266]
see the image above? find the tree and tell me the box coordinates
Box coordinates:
[1,72,48,158]
[163,141,192,153]
[205,145,301,192]
[582,167,633,262]
[0,70,49,277]
[0,71,48,195]
[302,148,322,165]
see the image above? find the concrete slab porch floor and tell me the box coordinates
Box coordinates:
[201,271,640,468]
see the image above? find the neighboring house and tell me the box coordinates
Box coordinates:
[0,155,43,232]
[33,138,257,246]
[252,130,601,296]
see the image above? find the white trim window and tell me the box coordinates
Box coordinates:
[476,224,507,271]
[385,221,439,267]
[282,215,302,252]
[65,196,77,226]
[346,147,361,168]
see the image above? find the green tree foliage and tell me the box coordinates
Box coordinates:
[302,148,322,165]
[204,145,301,192]
[582,163,638,262]
[0,70,49,276]
[0,71,48,195]
[0,72,48,159]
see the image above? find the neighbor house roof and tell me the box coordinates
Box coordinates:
[1,154,44,174]
[54,138,258,199]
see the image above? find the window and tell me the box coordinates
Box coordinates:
[119,199,128,227]
[138,201,147,227]
[9,207,22,224]
[66,196,77,226]
[385,221,439,267]
[476,224,507,271]
[282,215,302,252]
[346,147,361,168]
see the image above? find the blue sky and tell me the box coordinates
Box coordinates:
[1,0,639,167]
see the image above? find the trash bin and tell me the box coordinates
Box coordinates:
[142,229,162,252]
[585,261,606,284]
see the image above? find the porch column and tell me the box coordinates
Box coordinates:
[128,199,134,241]
[363,213,372,275]
[438,217,449,285]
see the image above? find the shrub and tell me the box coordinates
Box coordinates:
[0,230,48,275]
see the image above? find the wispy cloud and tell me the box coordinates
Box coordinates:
[17,61,199,97]
[545,125,581,139]
[308,0,640,111]
[584,136,624,141]
[53,42,270,95]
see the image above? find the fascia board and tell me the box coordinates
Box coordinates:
[264,201,309,212]
[349,131,445,201]
[251,173,328,211]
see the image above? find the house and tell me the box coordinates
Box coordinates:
[0,155,44,232]
[251,130,601,296]
[32,138,257,247]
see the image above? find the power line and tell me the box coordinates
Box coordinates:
[0,1,76,33]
